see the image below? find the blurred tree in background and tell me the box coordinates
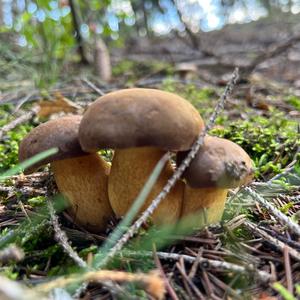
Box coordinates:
[0,0,299,88]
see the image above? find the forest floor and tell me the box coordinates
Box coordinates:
[0,15,300,300]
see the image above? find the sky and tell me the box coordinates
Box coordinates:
[2,0,300,37]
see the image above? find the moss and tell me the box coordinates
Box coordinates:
[211,112,299,179]
[286,95,300,111]
[161,80,217,116]
[160,81,299,179]
[27,196,46,207]
[0,124,33,172]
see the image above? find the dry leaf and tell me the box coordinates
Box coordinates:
[38,92,81,118]
[255,292,277,300]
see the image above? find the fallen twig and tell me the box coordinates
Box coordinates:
[82,78,105,96]
[283,246,293,294]
[99,68,239,267]
[0,185,46,197]
[242,33,300,77]
[176,260,205,299]
[207,273,243,300]
[36,270,166,300]
[0,106,39,141]
[153,248,179,300]
[244,221,300,261]
[47,200,87,269]
[123,250,273,284]
[245,187,300,236]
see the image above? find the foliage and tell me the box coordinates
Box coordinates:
[0,106,34,172]
[273,282,300,300]
[211,112,300,179]
[16,1,74,88]
[286,95,300,111]
[161,81,300,180]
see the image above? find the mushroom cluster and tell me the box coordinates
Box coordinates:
[19,88,253,233]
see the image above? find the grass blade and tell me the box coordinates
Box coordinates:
[0,147,58,179]
[93,153,170,268]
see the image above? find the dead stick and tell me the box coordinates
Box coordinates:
[36,270,165,300]
[47,200,87,269]
[245,187,300,236]
[153,248,179,300]
[0,106,39,141]
[156,251,272,284]
[0,185,46,196]
[242,33,300,77]
[244,221,300,261]
[122,250,273,284]
[283,246,293,294]
[81,78,105,96]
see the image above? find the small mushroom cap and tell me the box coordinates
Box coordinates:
[175,62,198,73]
[19,115,86,174]
[79,88,204,152]
[177,136,254,188]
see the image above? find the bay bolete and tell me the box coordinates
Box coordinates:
[177,135,254,227]
[19,115,113,232]
[79,88,205,224]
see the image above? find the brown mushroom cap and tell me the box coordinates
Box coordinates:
[177,136,254,188]
[79,88,204,152]
[19,115,87,173]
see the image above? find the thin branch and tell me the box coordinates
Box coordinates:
[244,221,300,261]
[37,269,166,300]
[244,187,300,236]
[153,248,179,300]
[47,200,87,269]
[69,0,89,64]
[123,250,273,284]
[0,185,46,197]
[98,68,239,267]
[170,0,200,50]
[241,33,300,77]
[283,246,293,294]
[81,78,105,96]
[0,106,39,141]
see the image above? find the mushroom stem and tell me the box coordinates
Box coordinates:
[108,147,184,225]
[181,186,228,228]
[51,153,113,233]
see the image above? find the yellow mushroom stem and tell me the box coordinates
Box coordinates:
[51,153,113,233]
[108,147,184,225]
[181,186,228,228]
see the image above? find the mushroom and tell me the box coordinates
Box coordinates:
[174,62,198,80]
[79,88,205,224]
[177,135,254,227]
[18,115,113,232]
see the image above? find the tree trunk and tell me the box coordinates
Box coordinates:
[0,0,3,27]
[69,0,89,64]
